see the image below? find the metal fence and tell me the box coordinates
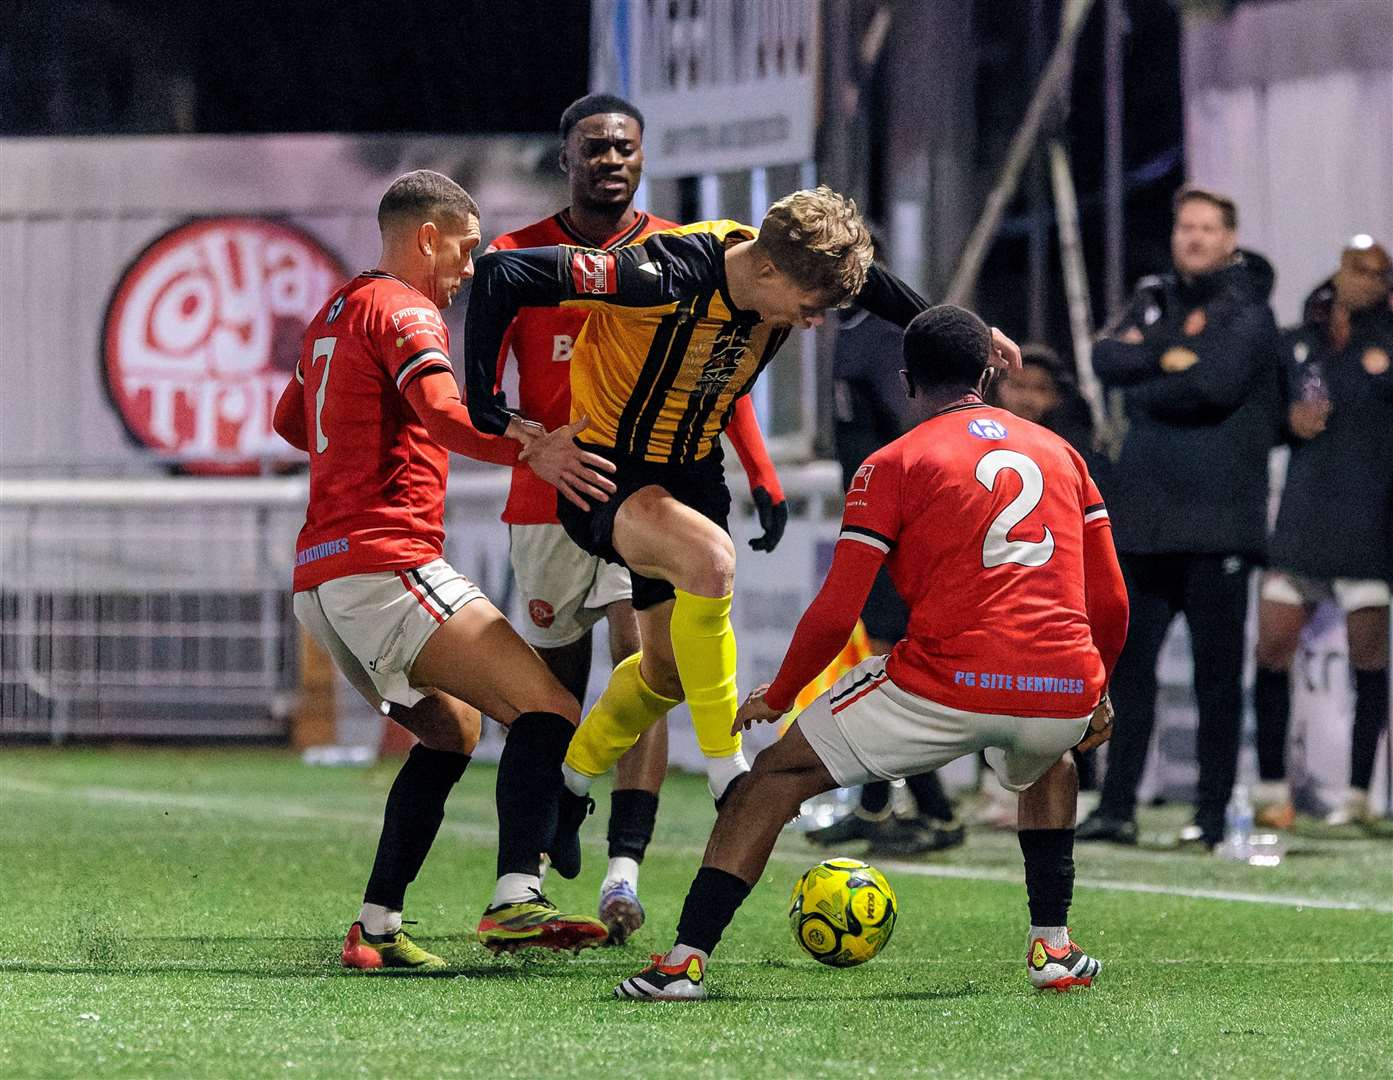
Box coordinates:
[0,467,842,745]
[1,479,308,739]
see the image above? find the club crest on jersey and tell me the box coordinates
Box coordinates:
[101,216,347,474]
[968,418,1008,440]
[849,463,875,494]
[570,250,618,295]
[528,599,556,629]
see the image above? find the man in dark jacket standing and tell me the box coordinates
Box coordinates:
[1078,186,1280,848]
[1252,238,1393,833]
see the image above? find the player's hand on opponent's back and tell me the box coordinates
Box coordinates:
[1074,692,1114,753]
[988,326,1023,372]
[734,683,785,733]
[748,487,789,553]
[518,415,618,510]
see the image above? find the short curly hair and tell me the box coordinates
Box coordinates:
[377,170,479,232]
[754,186,873,306]
[903,305,991,391]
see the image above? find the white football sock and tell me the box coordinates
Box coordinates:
[491,873,542,908]
[562,763,594,797]
[604,856,640,891]
[358,903,402,937]
[707,750,749,801]
[1029,924,1070,949]
[666,943,709,966]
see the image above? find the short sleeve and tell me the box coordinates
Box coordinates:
[376,297,453,392]
[838,448,904,555]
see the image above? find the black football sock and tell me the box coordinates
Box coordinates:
[495,711,574,879]
[1018,828,1075,927]
[1253,667,1291,782]
[363,744,470,911]
[1350,669,1389,792]
[607,789,660,862]
[674,866,753,956]
[858,780,891,817]
[907,771,955,823]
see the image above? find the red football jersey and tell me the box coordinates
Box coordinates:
[291,272,455,591]
[840,401,1109,718]
[487,210,677,524]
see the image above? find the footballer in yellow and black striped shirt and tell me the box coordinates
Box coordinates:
[465,186,1019,857]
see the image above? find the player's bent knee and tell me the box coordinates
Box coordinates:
[682,537,736,597]
[536,689,581,726]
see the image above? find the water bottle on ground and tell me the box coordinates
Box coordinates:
[1217,784,1285,866]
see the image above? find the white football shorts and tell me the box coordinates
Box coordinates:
[796,656,1092,792]
[293,558,485,709]
[508,523,632,648]
[1260,571,1389,612]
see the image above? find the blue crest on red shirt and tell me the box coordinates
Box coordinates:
[968,418,1008,440]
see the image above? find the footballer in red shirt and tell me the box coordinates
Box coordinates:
[485,93,787,943]
[273,170,618,969]
[618,306,1129,1003]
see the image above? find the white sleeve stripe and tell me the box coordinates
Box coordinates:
[294,359,304,385]
[395,349,451,388]
[1084,508,1110,523]
[839,530,891,554]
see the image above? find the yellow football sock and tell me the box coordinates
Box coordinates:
[670,589,742,760]
[564,652,678,779]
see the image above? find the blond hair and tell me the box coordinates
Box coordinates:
[755,186,873,305]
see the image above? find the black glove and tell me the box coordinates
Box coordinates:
[748,487,788,552]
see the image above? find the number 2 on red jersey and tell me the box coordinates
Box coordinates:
[975,449,1055,568]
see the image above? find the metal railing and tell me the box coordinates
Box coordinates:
[0,465,842,743]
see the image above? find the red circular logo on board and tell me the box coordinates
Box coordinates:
[529,599,557,628]
[102,217,347,474]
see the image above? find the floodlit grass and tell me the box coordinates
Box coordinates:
[2,748,1390,1078]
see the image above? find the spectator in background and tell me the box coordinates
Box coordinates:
[803,283,966,856]
[1252,238,1393,834]
[1077,185,1280,849]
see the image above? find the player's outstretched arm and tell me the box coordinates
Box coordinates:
[272,374,309,452]
[725,396,788,552]
[754,540,884,722]
[855,266,1021,371]
[404,370,530,467]
[463,248,573,437]
[464,243,679,437]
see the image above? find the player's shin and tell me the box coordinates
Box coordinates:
[494,711,574,894]
[1019,827,1075,940]
[671,865,754,962]
[361,743,470,932]
[562,652,676,794]
[606,788,659,886]
[670,589,747,798]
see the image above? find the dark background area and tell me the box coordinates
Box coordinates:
[0,0,1185,345]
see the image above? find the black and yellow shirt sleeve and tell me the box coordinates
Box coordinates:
[464,237,706,435]
[464,220,933,462]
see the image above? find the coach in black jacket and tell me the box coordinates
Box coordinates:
[1078,186,1280,848]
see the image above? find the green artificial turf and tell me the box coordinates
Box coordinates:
[1,748,1390,1078]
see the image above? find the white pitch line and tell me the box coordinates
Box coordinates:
[4,777,1391,916]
